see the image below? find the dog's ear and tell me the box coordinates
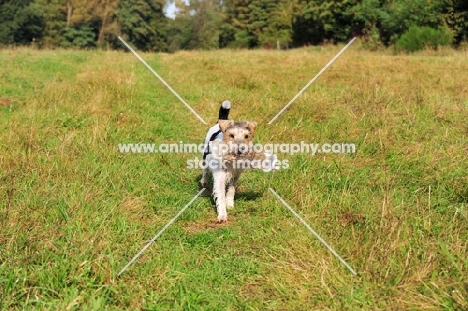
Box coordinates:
[219,119,234,132]
[246,121,257,133]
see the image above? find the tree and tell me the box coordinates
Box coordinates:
[258,0,297,47]
[60,0,97,48]
[221,0,256,48]
[168,0,222,50]
[166,15,193,51]
[117,0,168,51]
[442,0,468,45]
[94,0,119,47]
[0,0,465,50]
[348,0,385,49]
[66,0,94,25]
[293,0,359,46]
[0,0,44,45]
[221,0,293,48]
[35,0,67,47]
[379,0,443,45]
[189,0,222,49]
[247,0,278,47]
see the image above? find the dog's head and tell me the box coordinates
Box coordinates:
[218,120,257,155]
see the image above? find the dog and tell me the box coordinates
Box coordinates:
[201,100,277,223]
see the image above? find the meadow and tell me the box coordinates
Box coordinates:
[0,43,467,310]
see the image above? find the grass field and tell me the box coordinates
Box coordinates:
[0,44,467,310]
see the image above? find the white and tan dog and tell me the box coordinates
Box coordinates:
[201,101,277,222]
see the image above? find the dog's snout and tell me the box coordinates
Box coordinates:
[236,144,248,155]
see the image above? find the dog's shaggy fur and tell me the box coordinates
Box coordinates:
[200,101,257,222]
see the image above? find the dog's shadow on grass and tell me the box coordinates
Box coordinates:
[195,174,263,213]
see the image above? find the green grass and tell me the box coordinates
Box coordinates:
[0,45,467,310]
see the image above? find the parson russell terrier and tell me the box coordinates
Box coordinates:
[200,100,278,222]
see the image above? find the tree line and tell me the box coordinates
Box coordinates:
[0,0,467,51]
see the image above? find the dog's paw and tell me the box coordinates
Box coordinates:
[217,213,228,223]
[199,178,207,187]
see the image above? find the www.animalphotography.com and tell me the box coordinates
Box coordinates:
[1,1,467,309]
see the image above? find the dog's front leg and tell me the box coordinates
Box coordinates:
[226,173,240,209]
[212,170,228,222]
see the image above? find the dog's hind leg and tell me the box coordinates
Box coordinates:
[200,166,209,186]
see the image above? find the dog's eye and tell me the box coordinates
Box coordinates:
[229,134,234,139]
[244,135,248,139]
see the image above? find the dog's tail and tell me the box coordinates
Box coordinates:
[218,100,231,120]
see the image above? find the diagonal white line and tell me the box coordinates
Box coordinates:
[268,37,357,124]
[117,188,205,277]
[118,36,207,125]
[268,188,357,275]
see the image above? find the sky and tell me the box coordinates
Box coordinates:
[164,2,177,19]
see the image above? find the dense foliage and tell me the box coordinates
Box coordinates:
[396,26,452,52]
[0,0,466,51]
